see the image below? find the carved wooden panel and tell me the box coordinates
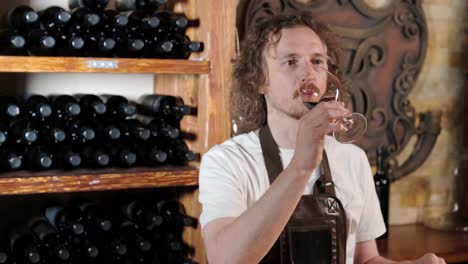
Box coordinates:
[236,0,441,181]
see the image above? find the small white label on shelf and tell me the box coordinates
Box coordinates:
[87,60,119,69]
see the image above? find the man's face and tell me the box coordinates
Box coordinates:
[262,26,329,119]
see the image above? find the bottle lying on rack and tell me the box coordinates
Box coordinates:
[27,30,56,56]
[0,147,22,171]
[139,94,194,124]
[0,29,26,56]
[102,95,136,119]
[69,0,109,12]
[2,5,40,33]
[0,96,21,119]
[45,205,85,237]
[115,0,167,13]
[38,6,72,38]
[29,218,71,263]
[9,231,43,264]
[0,235,9,264]
[22,95,53,120]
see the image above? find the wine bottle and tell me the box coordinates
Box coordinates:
[118,119,151,144]
[44,205,85,236]
[163,138,196,165]
[30,219,71,262]
[0,123,7,147]
[156,199,197,230]
[138,145,167,166]
[0,29,26,56]
[122,200,163,231]
[65,120,95,144]
[117,221,152,262]
[56,34,86,57]
[22,95,53,120]
[99,9,129,35]
[23,146,53,170]
[75,94,107,118]
[116,0,166,13]
[38,6,72,37]
[54,145,82,169]
[69,0,109,12]
[0,96,21,119]
[102,95,136,119]
[86,34,116,57]
[374,145,390,239]
[80,144,110,168]
[9,231,42,264]
[27,30,56,56]
[69,236,99,263]
[147,117,180,139]
[139,95,193,124]
[49,95,81,120]
[125,10,160,35]
[0,235,10,264]
[0,147,22,171]
[154,11,188,33]
[9,118,38,146]
[108,146,137,167]
[2,6,40,33]
[77,201,113,235]
[70,7,100,36]
[114,32,145,58]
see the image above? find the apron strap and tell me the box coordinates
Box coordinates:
[259,124,336,196]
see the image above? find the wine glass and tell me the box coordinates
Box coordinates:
[299,67,367,144]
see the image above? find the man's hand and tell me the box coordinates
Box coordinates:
[410,253,446,264]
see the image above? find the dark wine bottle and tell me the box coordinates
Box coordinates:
[44,205,85,236]
[163,138,196,165]
[69,236,99,263]
[23,146,53,170]
[56,34,86,57]
[38,6,72,37]
[9,118,38,146]
[30,219,71,262]
[117,221,152,262]
[119,119,151,144]
[156,199,197,230]
[49,95,81,120]
[70,7,100,35]
[2,6,40,33]
[54,145,82,169]
[9,231,42,264]
[114,32,145,58]
[80,144,110,168]
[0,96,21,119]
[0,29,26,56]
[77,201,113,235]
[154,11,188,33]
[27,30,56,56]
[374,145,390,239]
[116,0,166,13]
[94,121,121,142]
[108,146,137,167]
[65,120,95,144]
[138,145,167,167]
[139,95,193,127]
[75,94,107,118]
[22,95,53,120]
[0,147,22,171]
[122,200,163,231]
[100,9,129,35]
[86,34,116,57]
[0,234,10,264]
[102,95,136,119]
[69,0,109,11]
[125,10,160,35]
[147,117,180,139]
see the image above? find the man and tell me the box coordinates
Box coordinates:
[199,12,445,264]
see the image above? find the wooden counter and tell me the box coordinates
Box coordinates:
[377,224,468,263]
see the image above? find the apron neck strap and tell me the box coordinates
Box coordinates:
[259,124,336,196]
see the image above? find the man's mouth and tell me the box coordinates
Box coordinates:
[298,82,320,101]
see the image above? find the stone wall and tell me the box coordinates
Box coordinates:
[389,0,468,226]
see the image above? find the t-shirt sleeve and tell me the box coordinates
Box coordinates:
[198,146,247,230]
[355,150,387,242]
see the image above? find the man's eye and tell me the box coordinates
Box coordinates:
[286,59,297,66]
[312,59,324,64]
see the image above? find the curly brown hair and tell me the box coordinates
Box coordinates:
[231,12,348,135]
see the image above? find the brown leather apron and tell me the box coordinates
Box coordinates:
[259,125,348,264]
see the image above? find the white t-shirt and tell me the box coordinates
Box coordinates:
[199,132,386,264]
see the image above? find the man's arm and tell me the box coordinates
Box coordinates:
[202,164,313,263]
[355,240,447,264]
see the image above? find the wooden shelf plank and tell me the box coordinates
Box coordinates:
[0,167,199,196]
[0,56,210,74]
[377,224,468,263]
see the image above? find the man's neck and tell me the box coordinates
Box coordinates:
[267,112,299,149]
